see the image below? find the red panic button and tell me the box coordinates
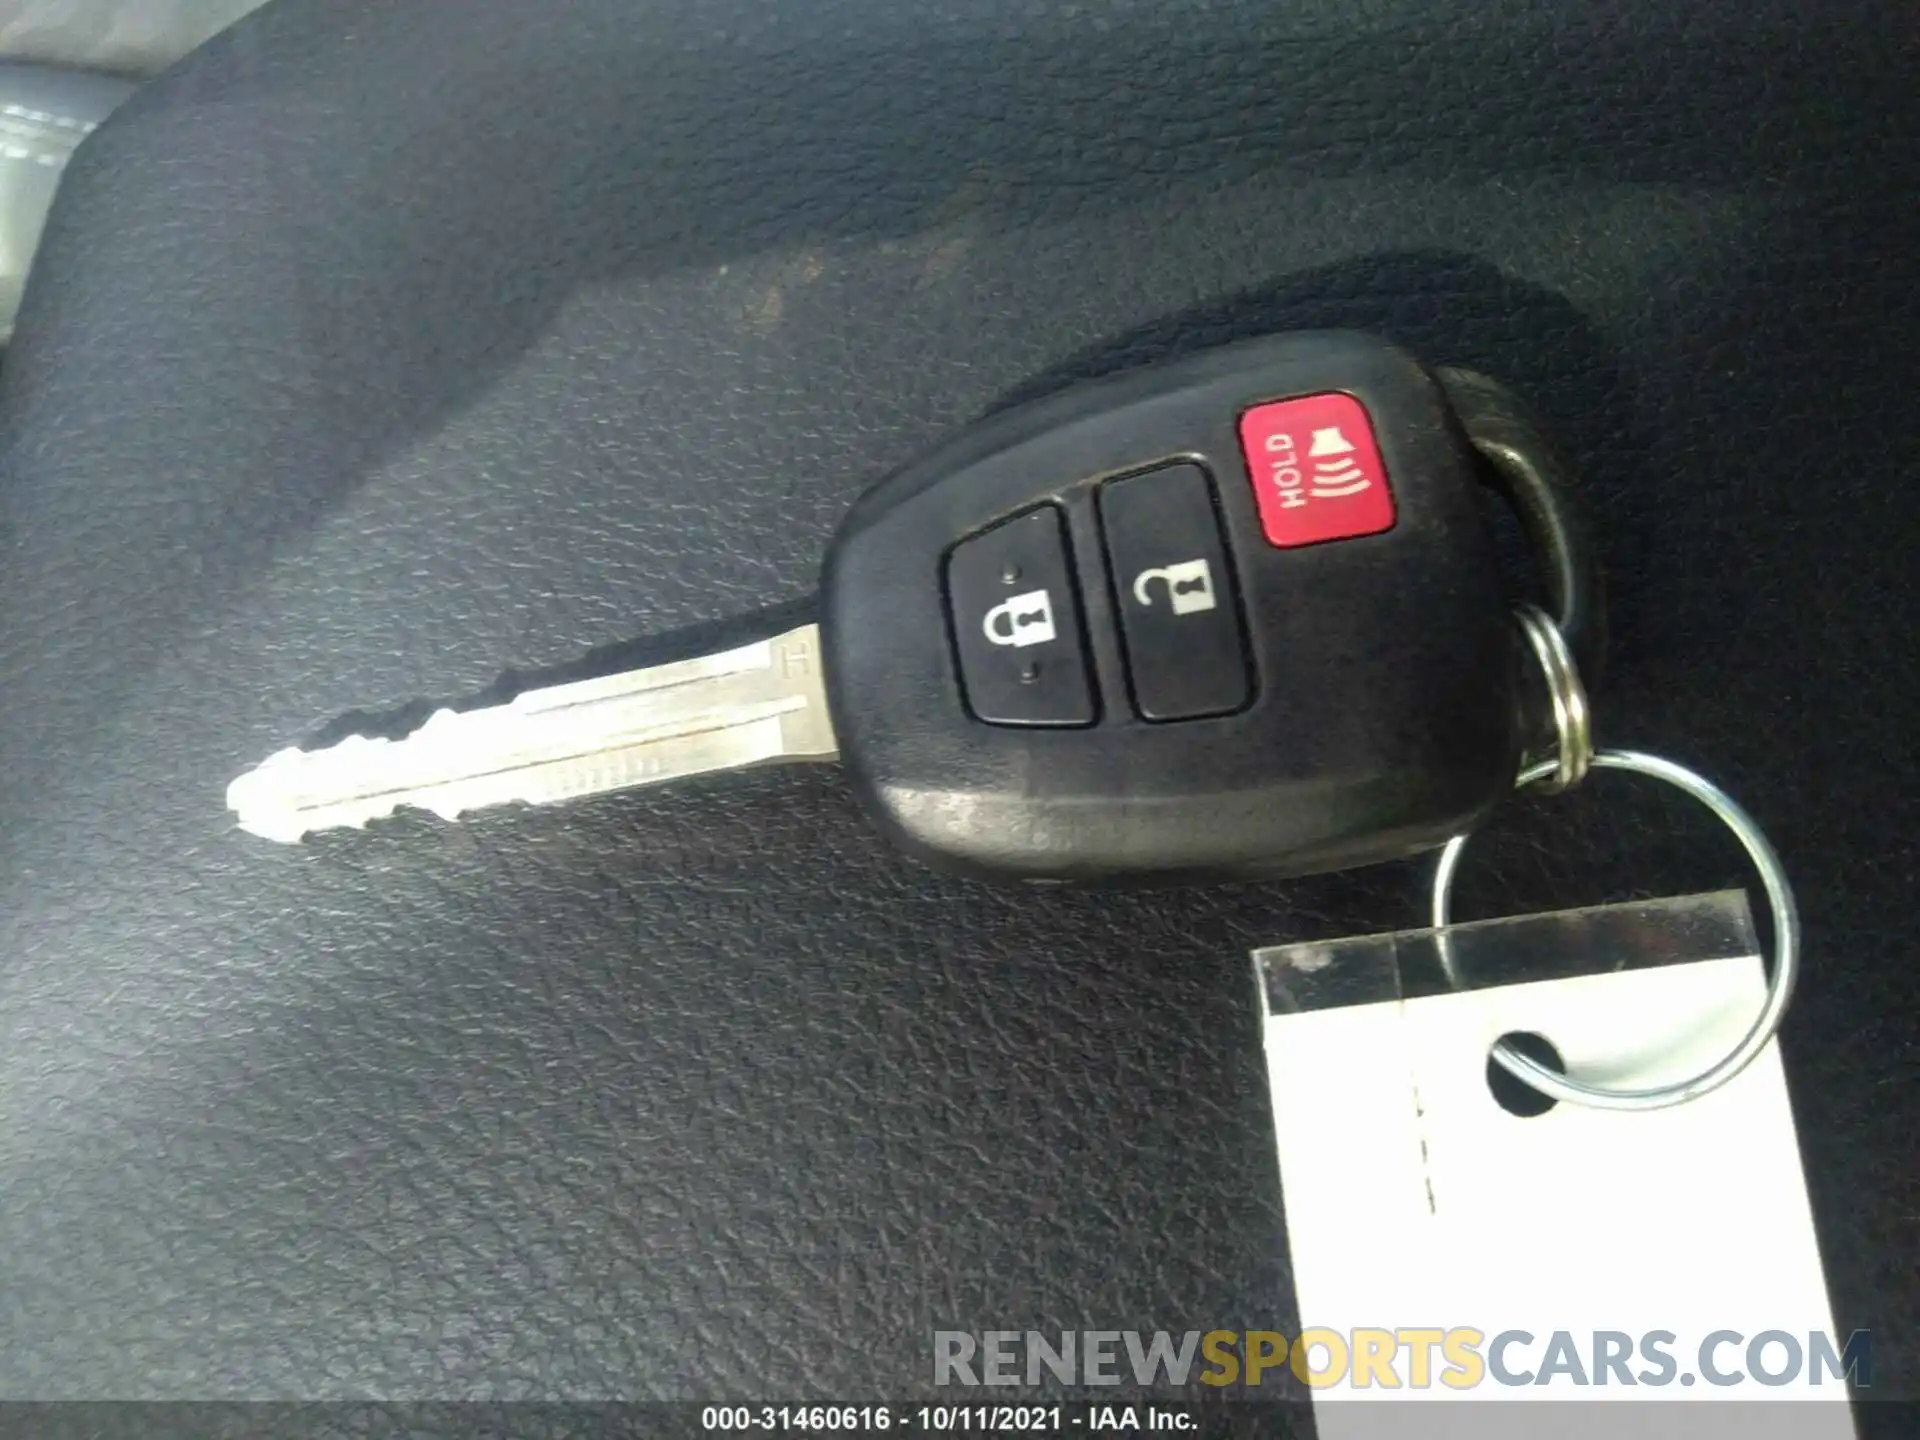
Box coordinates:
[1239,393,1397,548]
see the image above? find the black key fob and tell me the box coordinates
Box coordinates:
[821,331,1597,882]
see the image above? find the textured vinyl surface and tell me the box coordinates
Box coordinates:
[0,0,1916,1411]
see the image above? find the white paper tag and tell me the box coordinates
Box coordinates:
[1256,893,1858,1439]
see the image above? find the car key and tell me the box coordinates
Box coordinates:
[228,330,1596,881]
[227,628,837,843]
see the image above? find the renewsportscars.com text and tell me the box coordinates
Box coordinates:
[933,1328,1870,1391]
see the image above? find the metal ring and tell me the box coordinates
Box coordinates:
[1514,603,1591,793]
[1431,750,1800,1111]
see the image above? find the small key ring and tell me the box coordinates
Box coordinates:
[1432,749,1801,1111]
[1513,602,1591,793]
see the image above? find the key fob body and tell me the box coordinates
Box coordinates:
[822,331,1528,882]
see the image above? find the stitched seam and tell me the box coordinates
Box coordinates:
[0,117,79,166]
[0,103,97,133]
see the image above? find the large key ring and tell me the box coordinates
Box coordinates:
[1430,611,1800,1112]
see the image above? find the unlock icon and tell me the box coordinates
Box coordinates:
[982,589,1058,647]
[1131,558,1218,616]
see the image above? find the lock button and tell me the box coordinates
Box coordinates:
[945,505,1097,727]
[1099,463,1252,721]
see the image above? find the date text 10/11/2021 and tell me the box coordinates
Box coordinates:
[701,1406,1193,1432]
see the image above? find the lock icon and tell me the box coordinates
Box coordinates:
[1131,558,1218,616]
[982,589,1058,647]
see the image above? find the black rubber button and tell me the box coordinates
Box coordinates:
[945,506,1096,727]
[1100,463,1251,721]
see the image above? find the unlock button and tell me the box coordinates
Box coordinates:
[1132,560,1218,616]
[1100,464,1251,721]
[946,506,1096,727]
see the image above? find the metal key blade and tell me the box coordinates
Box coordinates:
[227,623,836,842]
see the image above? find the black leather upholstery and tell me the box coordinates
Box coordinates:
[1,0,1916,1410]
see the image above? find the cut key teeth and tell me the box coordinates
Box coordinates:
[225,626,838,842]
